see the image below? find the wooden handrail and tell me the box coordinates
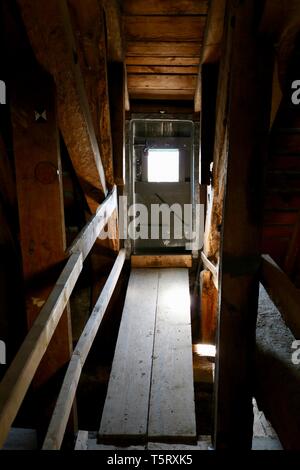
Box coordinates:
[201,251,218,289]
[69,186,117,261]
[43,249,126,450]
[0,187,118,449]
[260,254,300,339]
[0,253,83,448]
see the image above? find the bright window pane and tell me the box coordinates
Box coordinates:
[147,149,179,182]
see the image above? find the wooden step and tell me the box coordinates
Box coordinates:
[271,133,300,154]
[264,193,300,211]
[131,254,192,268]
[263,210,299,226]
[268,155,300,171]
[98,268,196,444]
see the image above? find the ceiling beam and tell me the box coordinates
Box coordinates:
[194,0,226,111]
[102,0,124,62]
[123,0,209,16]
[124,16,205,42]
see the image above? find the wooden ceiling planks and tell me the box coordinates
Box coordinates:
[127,65,199,75]
[123,0,209,16]
[125,56,200,66]
[126,41,202,57]
[124,16,205,42]
[123,0,208,101]
[128,74,197,90]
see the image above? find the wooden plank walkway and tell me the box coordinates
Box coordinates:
[148,269,196,442]
[98,269,159,443]
[98,268,196,444]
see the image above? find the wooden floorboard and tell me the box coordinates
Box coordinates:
[98,269,159,443]
[98,268,196,444]
[148,269,196,443]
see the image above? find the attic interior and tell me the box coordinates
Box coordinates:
[0,0,300,452]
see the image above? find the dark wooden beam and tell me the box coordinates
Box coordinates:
[0,136,16,212]
[199,63,219,184]
[194,0,226,111]
[108,63,126,186]
[201,0,226,64]
[213,0,274,449]
[102,0,124,63]
[200,270,218,343]
[11,66,74,434]
[18,0,107,213]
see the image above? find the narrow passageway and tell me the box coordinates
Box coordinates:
[0,0,300,454]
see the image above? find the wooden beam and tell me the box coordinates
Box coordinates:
[124,16,206,42]
[194,0,226,111]
[123,0,209,16]
[261,255,300,339]
[108,63,126,186]
[102,0,124,62]
[131,255,192,269]
[202,2,236,263]
[201,0,226,64]
[18,0,107,212]
[43,250,126,450]
[199,63,219,179]
[126,42,202,57]
[0,135,16,211]
[11,68,73,393]
[213,0,274,449]
[69,0,114,188]
[0,253,83,449]
[125,65,130,111]
[270,61,283,129]
[200,270,218,343]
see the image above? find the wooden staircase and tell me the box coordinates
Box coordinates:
[262,103,300,278]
